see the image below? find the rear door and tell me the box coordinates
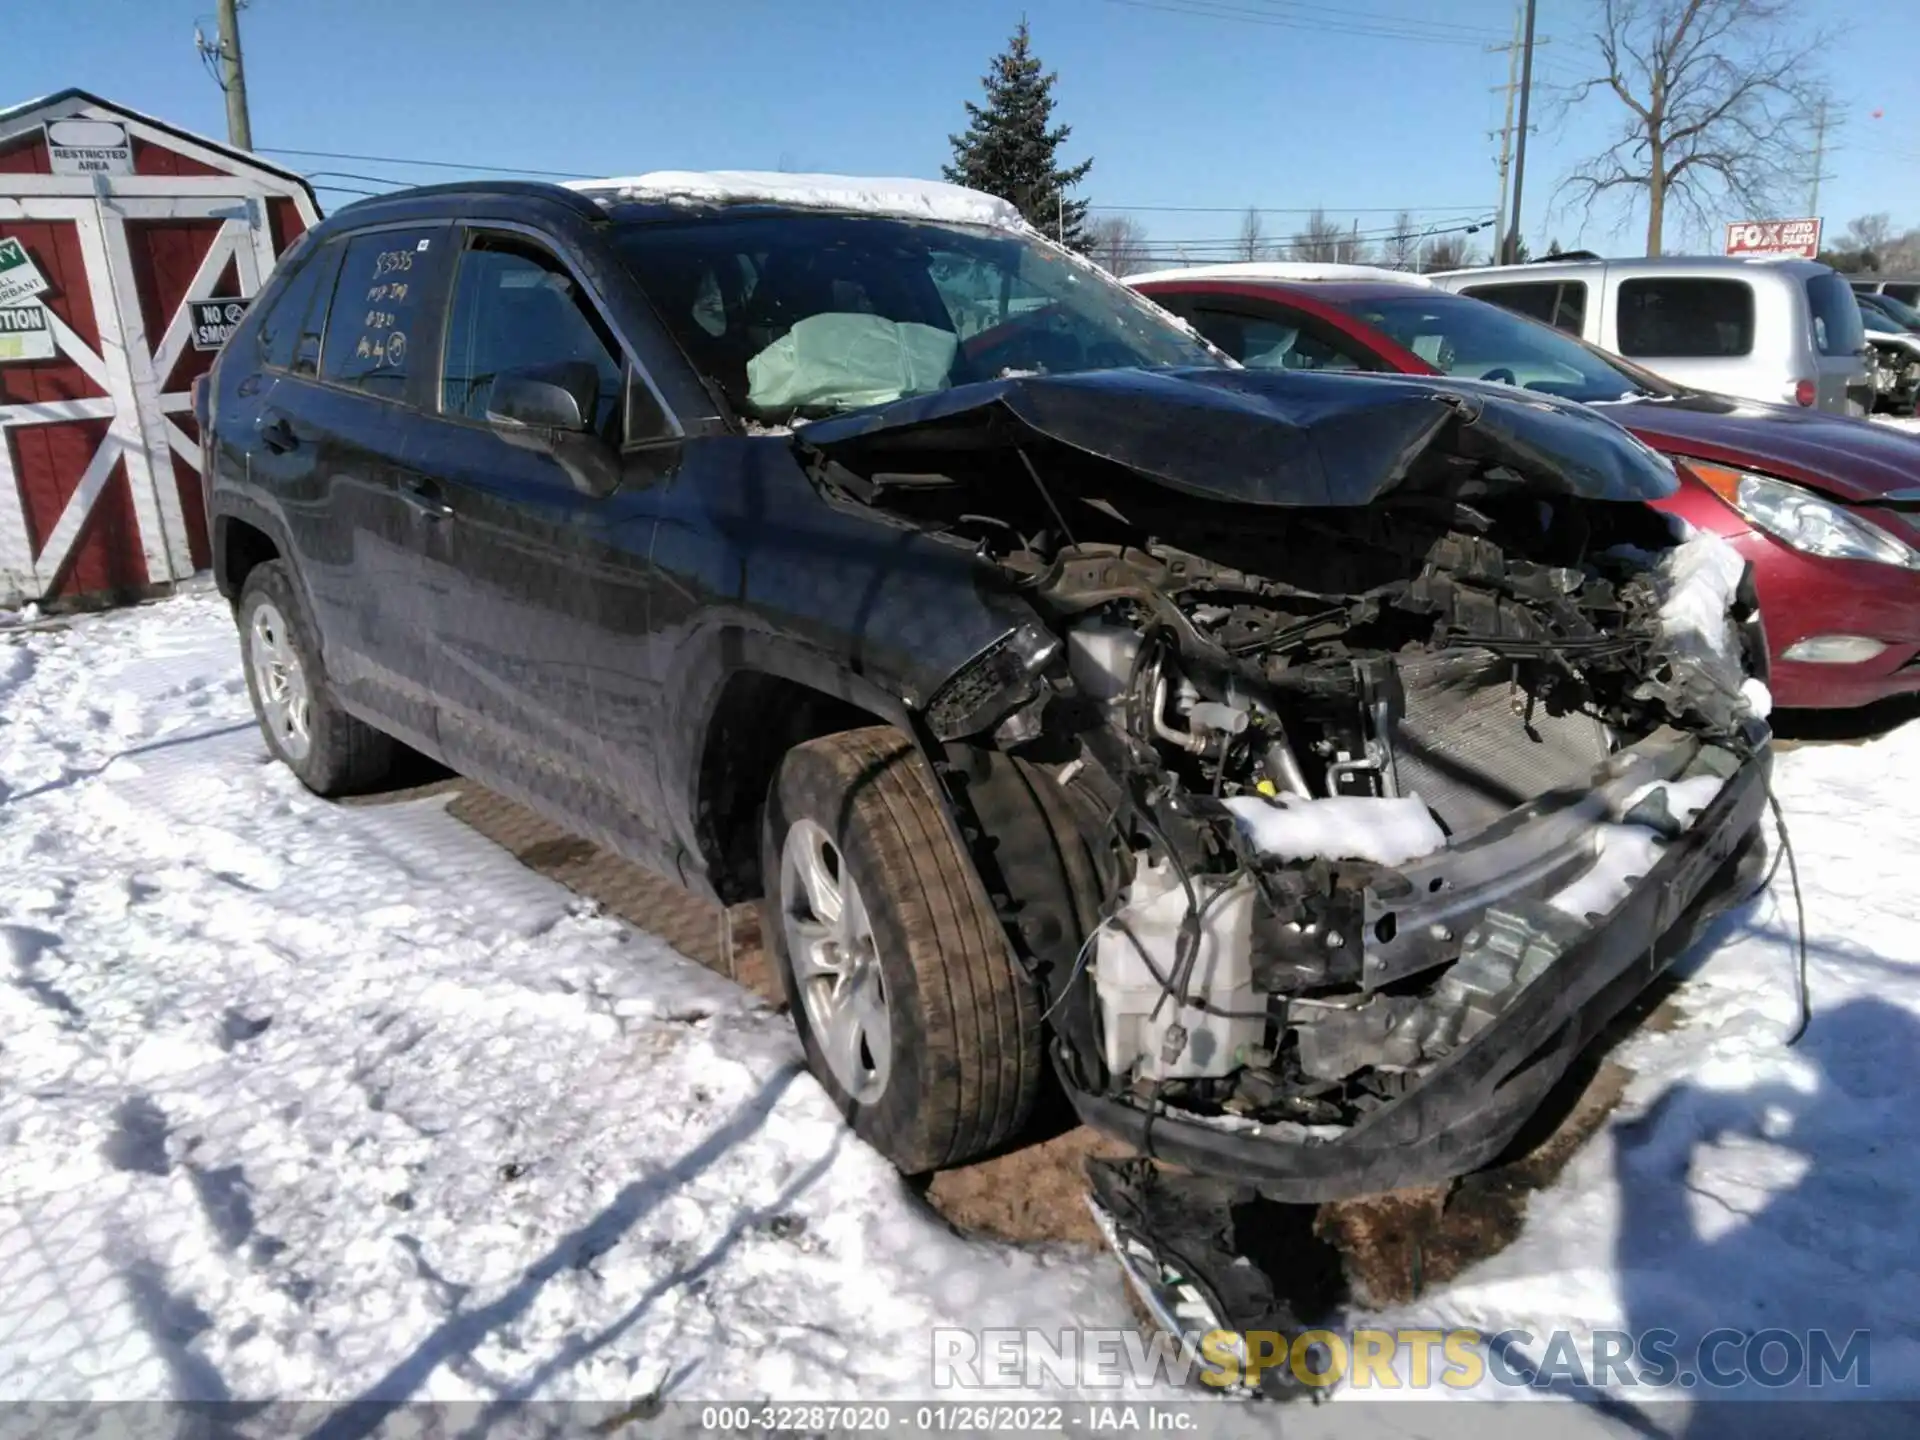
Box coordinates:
[410,222,681,868]
[250,222,454,750]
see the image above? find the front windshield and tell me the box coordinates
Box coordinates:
[614,212,1215,420]
[1330,292,1669,404]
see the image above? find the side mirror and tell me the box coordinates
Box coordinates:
[485,361,619,498]
[486,361,598,433]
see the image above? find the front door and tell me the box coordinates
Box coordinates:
[410,224,678,868]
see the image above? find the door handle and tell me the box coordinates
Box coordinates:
[400,480,453,522]
[259,416,297,454]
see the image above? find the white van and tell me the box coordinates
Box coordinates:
[1429,256,1871,414]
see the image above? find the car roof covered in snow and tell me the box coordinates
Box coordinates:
[1128,261,1434,288]
[565,170,1026,230]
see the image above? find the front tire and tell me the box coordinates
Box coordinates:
[237,561,394,796]
[762,727,1042,1174]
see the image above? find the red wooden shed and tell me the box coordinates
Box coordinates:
[0,89,319,609]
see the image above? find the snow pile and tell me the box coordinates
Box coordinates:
[5,590,1919,1420]
[1874,414,1920,435]
[1353,716,1920,1414]
[566,170,1025,230]
[1653,529,1746,668]
[1549,773,1727,921]
[1223,792,1447,867]
[0,592,1139,1405]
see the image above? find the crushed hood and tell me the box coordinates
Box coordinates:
[799,367,1682,507]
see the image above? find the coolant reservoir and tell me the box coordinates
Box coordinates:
[1094,855,1263,1082]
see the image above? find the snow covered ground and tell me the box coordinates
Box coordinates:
[2,589,1917,1429]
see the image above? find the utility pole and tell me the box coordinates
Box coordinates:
[1490,5,1523,264]
[1504,0,1538,265]
[1808,97,1828,217]
[216,0,253,151]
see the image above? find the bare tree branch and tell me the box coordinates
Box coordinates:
[1551,0,1834,254]
[1086,214,1152,276]
[1236,207,1268,262]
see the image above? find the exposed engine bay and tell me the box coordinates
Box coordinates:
[802,371,1771,1171]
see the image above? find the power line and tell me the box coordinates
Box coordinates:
[1088,203,1482,214]
[255,145,596,180]
[1183,0,1504,40]
[1098,0,1501,46]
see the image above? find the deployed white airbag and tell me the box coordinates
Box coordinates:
[745,314,958,413]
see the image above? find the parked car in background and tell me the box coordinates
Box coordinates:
[195,173,1774,1307]
[1851,276,1920,307]
[1428,256,1872,416]
[1858,290,1920,331]
[1857,301,1920,414]
[1134,264,1920,709]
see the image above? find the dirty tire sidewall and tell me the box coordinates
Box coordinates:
[237,561,393,797]
[763,726,1042,1175]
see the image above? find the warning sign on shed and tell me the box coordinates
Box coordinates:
[0,304,54,363]
[44,118,134,176]
[0,238,51,308]
[190,297,250,351]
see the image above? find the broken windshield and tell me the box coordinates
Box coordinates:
[613,212,1216,421]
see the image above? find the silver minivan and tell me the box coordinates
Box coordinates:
[1430,256,1871,414]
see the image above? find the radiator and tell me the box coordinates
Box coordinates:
[1389,648,1611,839]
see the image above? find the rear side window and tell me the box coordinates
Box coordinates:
[1462,280,1587,334]
[256,250,322,371]
[1883,282,1920,306]
[1805,271,1865,356]
[1616,278,1754,358]
[256,242,339,375]
[320,227,445,399]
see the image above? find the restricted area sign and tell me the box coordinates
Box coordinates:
[1724,218,1823,259]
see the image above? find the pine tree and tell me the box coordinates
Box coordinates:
[944,20,1093,248]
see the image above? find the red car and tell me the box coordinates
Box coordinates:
[1135,266,1920,709]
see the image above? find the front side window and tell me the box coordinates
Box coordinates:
[614,213,1215,421]
[1184,305,1367,372]
[1616,278,1755,358]
[1805,271,1866,356]
[320,227,446,398]
[1330,293,1669,403]
[441,235,625,441]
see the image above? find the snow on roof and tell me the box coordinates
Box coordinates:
[564,170,1026,229]
[1127,261,1434,288]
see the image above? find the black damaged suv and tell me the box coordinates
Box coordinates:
[203,175,1770,1320]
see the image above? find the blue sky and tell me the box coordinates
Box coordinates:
[14,0,1919,259]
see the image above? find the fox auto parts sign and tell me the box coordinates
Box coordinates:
[1724,218,1823,259]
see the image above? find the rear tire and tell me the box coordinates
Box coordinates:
[237,561,394,796]
[762,726,1042,1174]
